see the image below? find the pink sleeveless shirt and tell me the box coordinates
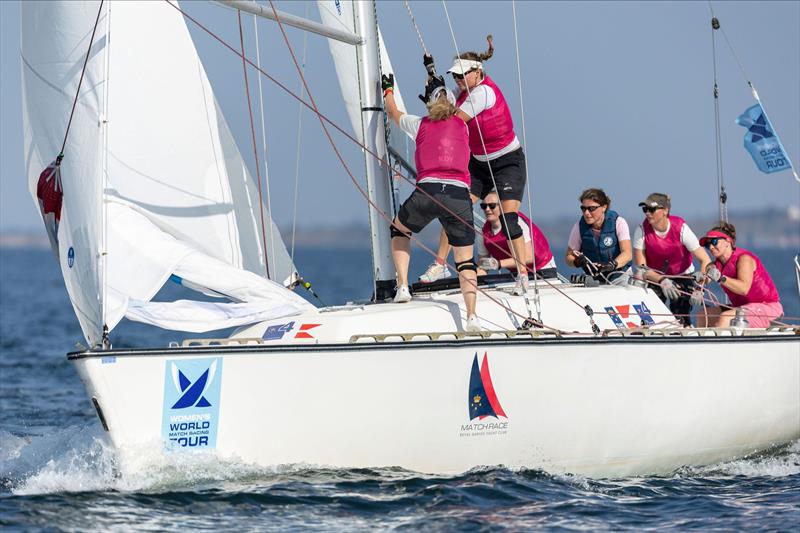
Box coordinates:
[456,75,516,157]
[482,212,553,271]
[414,116,470,187]
[716,247,780,306]
[643,215,693,275]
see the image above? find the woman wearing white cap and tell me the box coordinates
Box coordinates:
[632,192,710,326]
[418,38,530,296]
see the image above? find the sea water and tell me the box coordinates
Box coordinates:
[1,247,799,530]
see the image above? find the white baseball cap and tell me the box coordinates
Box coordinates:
[447,58,483,75]
[429,86,456,105]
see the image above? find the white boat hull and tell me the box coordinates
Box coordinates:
[72,333,800,478]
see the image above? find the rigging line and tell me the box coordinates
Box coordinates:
[166,1,475,250]
[290,0,310,264]
[708,2,727,222]
[441,2,532,314]
[266,0,565,333]
[252,8,277,277]
[511,0,542,322]
[59,0,105,160]
[403,0,428,56]
[167,0,587,326]
[237,10,271,279]
[265,4,532,329]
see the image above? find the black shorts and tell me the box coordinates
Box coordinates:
[468,147,527,201]
[397,182,475,247]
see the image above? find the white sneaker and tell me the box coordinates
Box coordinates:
[418,262,451,283]
[512,273,529,296]
[394,285,412,303]
[465,314,481,332]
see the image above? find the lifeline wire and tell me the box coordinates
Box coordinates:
[237,10,271,279]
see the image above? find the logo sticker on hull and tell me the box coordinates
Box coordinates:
[460,352,509,438]
[263,321,294,340]
[605,301,655,329]
[294,323,320,339]
[161,357,222,450]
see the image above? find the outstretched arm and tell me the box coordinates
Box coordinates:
[382,74,403,126]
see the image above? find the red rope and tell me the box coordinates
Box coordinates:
[237,11,270,279]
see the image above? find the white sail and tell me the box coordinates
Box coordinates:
[317,0,415,170]
[21,0,108,346]
[22,1,309,344]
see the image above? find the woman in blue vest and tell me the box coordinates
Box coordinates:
[565,188,632,283]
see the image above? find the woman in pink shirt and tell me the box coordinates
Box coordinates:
[697,222,782,328]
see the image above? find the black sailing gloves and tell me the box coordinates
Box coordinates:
[419,75,446,104]
[381,73,395,96]
[423,53,436,76]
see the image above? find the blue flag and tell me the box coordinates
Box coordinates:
[736,103,793,174]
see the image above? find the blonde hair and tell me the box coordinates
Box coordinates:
[426,94,457,121]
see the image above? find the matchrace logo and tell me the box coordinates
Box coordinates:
[161,357,222,449]
[460,352,509,438]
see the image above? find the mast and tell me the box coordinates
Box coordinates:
[354,1,396,301]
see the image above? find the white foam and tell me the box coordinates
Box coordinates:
[1,423,310,495]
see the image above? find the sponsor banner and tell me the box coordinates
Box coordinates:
[161,357,222,450]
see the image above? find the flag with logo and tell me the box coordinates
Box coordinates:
[735,103,793,175]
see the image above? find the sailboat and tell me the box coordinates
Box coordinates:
[21,0,799,478]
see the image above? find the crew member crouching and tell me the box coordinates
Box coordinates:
[476,190,557,278]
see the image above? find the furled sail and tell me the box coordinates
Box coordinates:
[317,0,416,173]
[22,1,310,345]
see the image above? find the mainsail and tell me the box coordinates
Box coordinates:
[22,1,310,346]
[317,0,415,173]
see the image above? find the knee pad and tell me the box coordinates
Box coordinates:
[390,224,411,239]
[499,211,523,240]
[455,259,477,272]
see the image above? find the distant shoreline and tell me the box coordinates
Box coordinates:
[3,209,798,251]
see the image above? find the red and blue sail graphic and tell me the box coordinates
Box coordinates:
[468,352,507,420]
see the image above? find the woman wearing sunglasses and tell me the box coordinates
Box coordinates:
[476,191,557,278]
[697,222,782,328]
[632,193,711,326]
[566,188,632,283]
[418,38,530,296]
[381,73,480,332]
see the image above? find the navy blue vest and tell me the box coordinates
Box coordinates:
[578,209,630,269]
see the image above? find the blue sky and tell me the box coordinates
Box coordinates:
[2,1,798,233]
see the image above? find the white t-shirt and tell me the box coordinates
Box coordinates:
[632,220,701,274]
[477,221,557,270]
[457,83,520,162]
[398,114,468,189]
[567,216,631,252]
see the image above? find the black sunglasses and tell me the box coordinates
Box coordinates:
[704,237,727,248]
[480,202,498,210]
[580,205,602,213]
[451,69,475,80]
[642,206,662,214]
